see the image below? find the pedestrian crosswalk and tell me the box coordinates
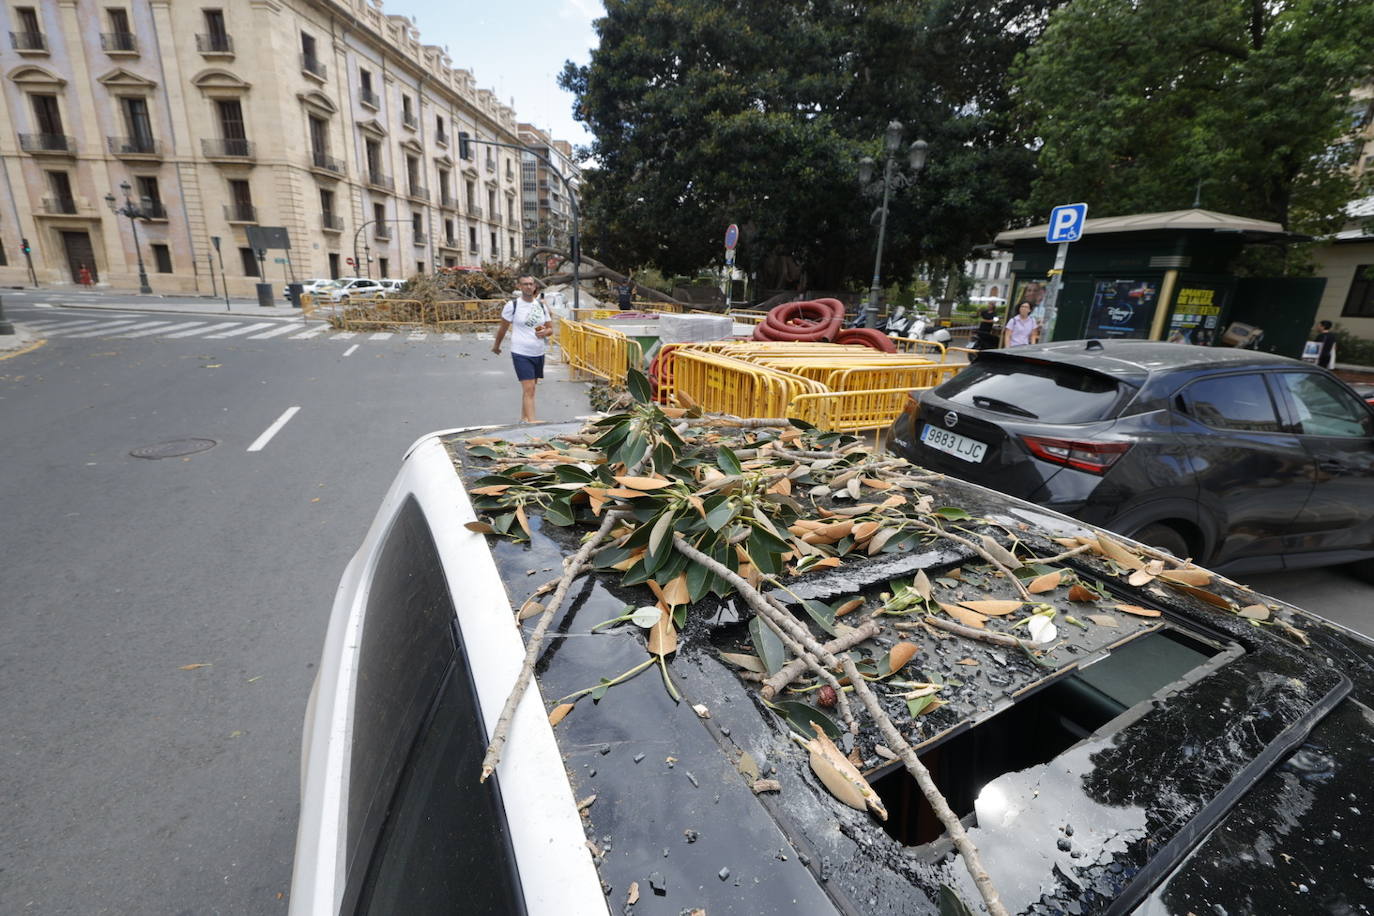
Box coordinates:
[20,315,496,344]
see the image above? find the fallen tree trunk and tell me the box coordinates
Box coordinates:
[522,246,690,309]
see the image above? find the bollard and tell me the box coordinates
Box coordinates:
[0,295,14,335]
[255,282,275,308]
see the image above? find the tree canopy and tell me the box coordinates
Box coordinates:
[561,0,1052,290]
[1012,0,1374,234]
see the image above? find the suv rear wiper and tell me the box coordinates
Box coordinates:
[972,396,1039,419]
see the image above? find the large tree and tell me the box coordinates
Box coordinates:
[1012,0,1374,236]
[560,0,1056,290]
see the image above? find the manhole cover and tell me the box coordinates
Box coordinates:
[130,438,218,460]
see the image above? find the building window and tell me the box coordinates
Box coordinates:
[31,93,63,135]
[509,235,515,256]
[328,252,340,278]
[300,32,323,77]
[136,175,164,218]
[416,260,424,275]
[359,68,377,108]
[435,115,447,145]
[103,8,135,52]
[321,187,335,219]
[44,170,74,213]
[119,97,154,152]
[0,240,7,266]
[215,99,247,155]
[199,9,230,53]
[401,94,415,129]
[240,246,260,277]
[487,190,496,219]
[1342,265,1374,318]
[227,178,253,222]
[151,243,172,273]
[490,231,497,256]
[444,218,454,245]
[468,226,477,254]
[13,7,44,50]
[378,256,389,277]
[373,202,386,229]
[411,212,422,234]
[458,131,472,160]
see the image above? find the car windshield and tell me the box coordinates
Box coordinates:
[936,355,1131,423]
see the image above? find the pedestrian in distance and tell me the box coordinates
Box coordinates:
[1003,301,1040,347]
[616,273,637,311]
[974,302,1000,350]
[1312,319,1337,369]
[492,275,554,423]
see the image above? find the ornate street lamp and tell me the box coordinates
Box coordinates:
[105,180,153,294]
[858,121,928,329]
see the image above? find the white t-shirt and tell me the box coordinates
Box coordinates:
[502,296,550,356]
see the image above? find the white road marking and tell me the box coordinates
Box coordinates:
[17,319,66,330]
[442,332,463,341]
[40,319,128,335]
[247,406,301,452]
[206,322,274,339]
[63,320,162,338]
[121,321,207,338]
[475,331,494,340]
[334,332,357,340]
[408,331,428,340]
[342,344,359,357]
[246,323,304,339]
[289,326,329,339]
[368,332,392,340]
[166,321,239,338]
[34,302,53,308]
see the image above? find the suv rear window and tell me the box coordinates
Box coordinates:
[935,356,1130,423]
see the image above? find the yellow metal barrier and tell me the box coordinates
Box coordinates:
[428,299,507,328]
[789,386,924,433]
[827,363,961,392]
[334,297,508,330]
[669,350,827,418]
[890,337,948,359]
[559,320,643,386]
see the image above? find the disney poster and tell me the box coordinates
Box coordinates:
[1085,280,1159,339]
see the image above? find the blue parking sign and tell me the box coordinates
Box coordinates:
[1046,203,1089,243]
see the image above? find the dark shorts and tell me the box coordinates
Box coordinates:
[512,352,544,381]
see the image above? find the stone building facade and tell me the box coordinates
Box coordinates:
[0,0,525,295]
[518,123,580,260]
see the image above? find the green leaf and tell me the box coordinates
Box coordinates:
[592,543,636,569]
[769,699,841,741]
[749,614,787,675]
[647,509,676,560]
[800,599,838,636]
[907,695,939,717]
[617,430,648,468]
[590,678,613,702]
[788,417,816,431]
[933,507,971,521]
[631,605,661,628]
[492,512,516,535]
[543,498,576,527]
[626,367,652,404]
[686,551,713,602]
[939,885,976,916]
[593,419,631,450]
[703,495,736,532]
[716,445,743,475]
[466,445,499,459]
[553,464,594,484]
[651,440,677,474]
[747,532,783,577]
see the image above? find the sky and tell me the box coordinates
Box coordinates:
[390,0,603,152]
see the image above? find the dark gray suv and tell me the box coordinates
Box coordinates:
[887,340,1374,576]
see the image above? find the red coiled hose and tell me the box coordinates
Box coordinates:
[752,298,846,342]
[835,328,896,352]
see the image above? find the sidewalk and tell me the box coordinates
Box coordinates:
[21,289,309,320]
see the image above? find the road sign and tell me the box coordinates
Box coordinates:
[725,224,739,250]
[346,257,356,266]
[1046,203,1088,243]
[274,257,287,265]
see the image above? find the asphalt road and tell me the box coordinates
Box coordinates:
[0,302,589,914]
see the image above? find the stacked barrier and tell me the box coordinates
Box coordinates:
[334,297,508,331]
[560,320,643,386]
[667,349,827,418]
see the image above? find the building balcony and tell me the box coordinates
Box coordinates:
[108,136,162,158]
[373,225,391,241]
[301,53,326,80]
[406,183,429,202]
[202,138,254,160]
[468,243,479,255]
[309,150,344,175]
[195,33,234,56]
[467,204,483,219]
[9,31,46,53]
[322,213,343,232]
[484,158,496,174]
[412,231,426,246]
[440,236,459,250]
[401,112,417,130]
[21,134,76,155]
[359,87,380,110]
[223,203,257,223]
[143,200,168,220]
[435,131,449,147]
[367,170,394,192]
[439,194,458,211]
[100,32,138,54]
[41,197,78,215]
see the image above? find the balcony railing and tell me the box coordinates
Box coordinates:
[322,214,343,231]
[367,170,394,192]
[310,150,343,173]
[20,133,75,154]
[100,32,138,53]
[439,194,458,210]
[359,87,380,109]
[407,183,429,202]
[401,112,417,130]
[301,53,326,79]
[373,225,392,241]
[468,244,479,255]
[435,132,449,147]
[10,31,46,52]
[143,200,168,220]
[442,236,459,249]
[108,136,161,157]
[467,204,483,219]
[41,197,77,215]
[195,33,233,54]
[223,203,257,223]
[412,231,426,246]
[484,158,496,173]
[202,138,253,159]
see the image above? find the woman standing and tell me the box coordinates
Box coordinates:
[1002,301,1039,348]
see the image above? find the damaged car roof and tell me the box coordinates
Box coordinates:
[443,410,1374,916]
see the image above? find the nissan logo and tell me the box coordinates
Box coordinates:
[944,411,959,429]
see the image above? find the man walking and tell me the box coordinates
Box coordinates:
[1312,320,1337,370]
[492,275,554,422]
[616,273,636,311]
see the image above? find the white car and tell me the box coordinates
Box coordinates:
[284,278,338,299]
[326,278,384,303]
[375,278,406,298]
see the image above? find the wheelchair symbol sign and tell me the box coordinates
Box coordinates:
[1047,203,1088,243]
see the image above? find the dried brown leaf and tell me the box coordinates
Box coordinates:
[1115,603,1162,618]
[647,607,678,657]
[1159,568,1213,587]
[1095,533,1145,570]
[178,663,211,671]
[1086,614,1120,627]
[517,598,544,621]
[806,724,888,820]
[912,569,933,600]
[861,477,893,490]
[887,642,919,675]
[1068,584,1100,603]
[719,651,767,673]
[468,484,511,495]
[464,520,496,534]
[626,883,640,906]
[938,601,988,629]
[1169,584,1234,611]
[956,657,979,666]
[834,597,865,617]
[979,534,1020,569]
[548,703,574,727]
[514,505,532,538]
[811,557,843,569]
[867,527,899,555]
[661,573,690,607]
[1028,570,1062,594]
[1239,604,1271,621]
[614,475,673,490]
[959,599,1023,616]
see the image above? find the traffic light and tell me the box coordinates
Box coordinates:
[458,132,471,160]
[21,237,31,255]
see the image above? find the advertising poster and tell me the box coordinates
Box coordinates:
[1085,279,1159,339]
[1166,285,1225,347]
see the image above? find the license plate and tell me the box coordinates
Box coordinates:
[920,423,987,463]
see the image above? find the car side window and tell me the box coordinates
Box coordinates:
[1179,373,1281,432]
[1274,372,1374,438]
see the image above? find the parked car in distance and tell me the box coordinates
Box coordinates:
[284,278,338,299]
[325,277,384,303]
[887,339,1374,578]
[290,417,1374,915]
[375,278,405,298]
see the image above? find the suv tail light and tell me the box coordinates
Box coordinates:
[1020,435,1132,474]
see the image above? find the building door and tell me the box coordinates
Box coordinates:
[60,231,98,283]
[328,252,340,278]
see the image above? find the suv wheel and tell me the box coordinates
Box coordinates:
[1132,523,1190,561]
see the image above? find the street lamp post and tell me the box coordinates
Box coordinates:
[858,121,927,329]
[105,180,153,295]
